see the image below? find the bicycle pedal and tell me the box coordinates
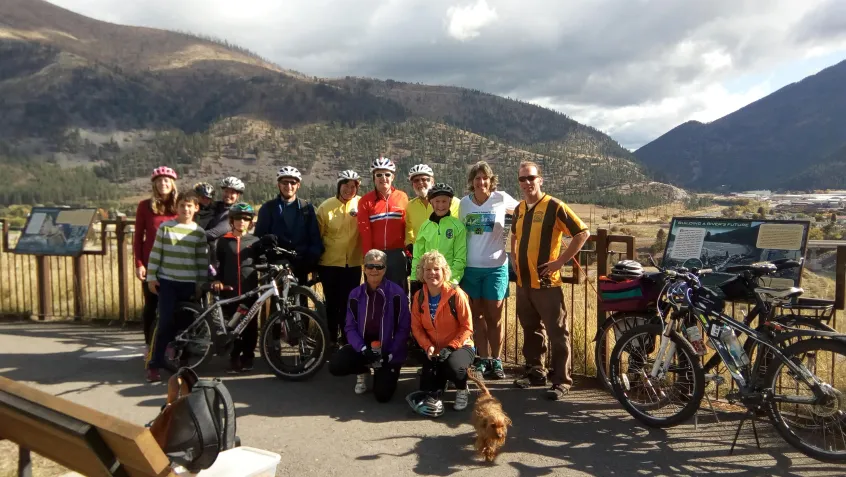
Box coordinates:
[705,373,726,385]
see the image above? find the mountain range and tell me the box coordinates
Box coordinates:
[0,0,683,209]
[635,59,846,192]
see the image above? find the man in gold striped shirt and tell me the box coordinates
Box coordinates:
[510,161,590,400]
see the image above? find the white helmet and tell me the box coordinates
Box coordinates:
[277,166,302,182]
[370,157,396,173]
[408,164,434,181]
[219,176,245,192]
[337,170,361,184]
[406,390,444,418]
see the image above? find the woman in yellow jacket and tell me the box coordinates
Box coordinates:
[411,250,475,415]
[317,170,363,349]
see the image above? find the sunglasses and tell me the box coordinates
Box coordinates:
[519,175,539,182]
[364,263,386,270]
[279,180,299,186]
[374,172,393,178]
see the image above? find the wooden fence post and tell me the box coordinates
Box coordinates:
[116,217,128,324]
[35,256,52,321]
[72,255,87,321]
[836,245,846,311]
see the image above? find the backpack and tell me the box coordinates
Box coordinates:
[148,368,238,472]
[416,287,458,322]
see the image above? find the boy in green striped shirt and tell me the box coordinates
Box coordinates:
[145,190,209,382]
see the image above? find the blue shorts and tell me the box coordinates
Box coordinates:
[460,265,509,301]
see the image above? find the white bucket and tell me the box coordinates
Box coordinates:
[173,446,281,477]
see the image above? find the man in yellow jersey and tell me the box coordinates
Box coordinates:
[405,163,459,295]
[510,161,590,400]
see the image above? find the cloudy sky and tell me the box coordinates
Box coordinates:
[51,0,846,149]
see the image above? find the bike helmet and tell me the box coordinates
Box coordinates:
[228,202,255,219]
[370,157,396,173]
[337,170,361,184]
[406,390,445,418]
[193,182,215,199]
[609,260,644,280]
[427,183,455,200]
[151,166,177,181]
[277,166,302,182]
[220,176,245,192]
[408,164,434,181]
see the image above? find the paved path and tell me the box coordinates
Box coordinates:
[0,322,842,476]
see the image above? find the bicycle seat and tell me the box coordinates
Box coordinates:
[754,286,803,299]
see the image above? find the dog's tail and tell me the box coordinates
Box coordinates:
[466,367,490,396]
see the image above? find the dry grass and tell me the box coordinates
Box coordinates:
[0,441,68,477]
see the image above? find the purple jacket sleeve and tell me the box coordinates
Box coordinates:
[344,289,365,352]
[389,287,411,362]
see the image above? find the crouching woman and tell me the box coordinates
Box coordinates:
[411,250,475,414]
[329,249,410,402]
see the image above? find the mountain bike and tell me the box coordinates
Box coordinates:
[594,256,833,392]
[608,264,846,462]
[165,246,329,381]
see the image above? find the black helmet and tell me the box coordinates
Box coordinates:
[193,182,215,199]
[228,202,255,220]
[427,183,454,200]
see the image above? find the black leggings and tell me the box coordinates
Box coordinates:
[420,345,475,393]
[318,265,362,344]
[329,345,401,403]
[142,283,158,346]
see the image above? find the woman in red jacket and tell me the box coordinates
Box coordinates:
[134,166,178,350]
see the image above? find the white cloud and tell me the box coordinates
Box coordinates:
[43,0,846,148]
[445,0,498,41]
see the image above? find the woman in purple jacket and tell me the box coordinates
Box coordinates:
[329,249,410,402]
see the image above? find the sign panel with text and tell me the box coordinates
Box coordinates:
[13,207,98,257]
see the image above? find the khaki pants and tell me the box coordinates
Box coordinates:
[516,285,572,388]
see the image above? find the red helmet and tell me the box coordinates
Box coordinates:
[151,166,177,181]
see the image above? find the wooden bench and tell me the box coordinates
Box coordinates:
[0,375,174,477]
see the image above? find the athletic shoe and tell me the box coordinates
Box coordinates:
[355,373,368,394]
[454,388,470,411]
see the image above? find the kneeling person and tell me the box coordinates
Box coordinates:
[329,249,410,402]
[411,250,475,415]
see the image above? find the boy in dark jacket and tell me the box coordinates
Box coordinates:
[211,202,264,373]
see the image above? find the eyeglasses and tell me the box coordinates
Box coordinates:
[364,263,386,270]
[374,172,393,178]
[279,180,299,186]
[519,175,539,182]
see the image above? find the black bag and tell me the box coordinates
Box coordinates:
[149,368,238,472]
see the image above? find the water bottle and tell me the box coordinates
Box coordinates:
[228,304,250,329]
[684,324,707,356]
[719,325,750,367]
[371,340,382,369]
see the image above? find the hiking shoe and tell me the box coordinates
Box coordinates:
[476,359,490,376]
[355,373,368,394]
[489,358,506,380]
[454,388,470,411]
[514,368,547,388]
[145,368,161,383]
[546,384,569,401]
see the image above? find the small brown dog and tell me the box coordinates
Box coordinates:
[467,368,511,463]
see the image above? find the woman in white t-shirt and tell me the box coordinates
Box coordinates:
[458,161,519,380]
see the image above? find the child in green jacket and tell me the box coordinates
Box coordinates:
[411,183,467,286]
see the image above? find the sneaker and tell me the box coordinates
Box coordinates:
[454,388,470,411]
[476,359,490,376]
[513,368,547,388]
[546,384,569,401]
[227,358,242,374]
[355,373,368,394]
[145,368,161,383]
[489,358,506,380]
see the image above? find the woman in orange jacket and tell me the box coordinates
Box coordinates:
[411,250,475,414]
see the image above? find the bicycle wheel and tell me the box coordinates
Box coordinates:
[763,338,846,462]
[275,285,327,323]
[595,312,661,393]
[610,323,705,428]
[261,306,329,381]
[162,302,213,373]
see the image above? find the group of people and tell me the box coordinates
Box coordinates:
[132,157,590,413]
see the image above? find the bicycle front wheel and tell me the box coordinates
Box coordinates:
[764,338,846,462]
[609,323,705,428]
[261,306,329,381]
